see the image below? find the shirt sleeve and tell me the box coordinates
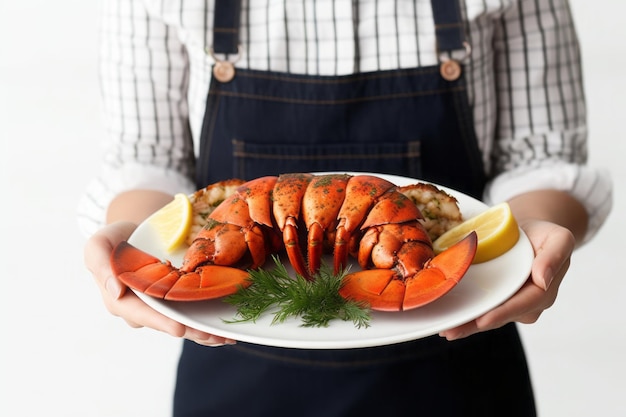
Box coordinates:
[483,0,612,244]
[77,0,196,237]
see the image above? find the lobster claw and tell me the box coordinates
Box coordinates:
[338,231,477,311]
[110,241,251,301]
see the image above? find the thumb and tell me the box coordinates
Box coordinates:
[84,222,137,299]
[526,222,575,291]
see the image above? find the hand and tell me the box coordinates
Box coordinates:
[439,219,576,340]
[84,221,236,347]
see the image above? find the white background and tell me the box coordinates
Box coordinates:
[1,1,624,416]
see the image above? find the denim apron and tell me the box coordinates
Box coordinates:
[174,1,536,416]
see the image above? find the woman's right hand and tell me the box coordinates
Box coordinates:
[84,221,236,346]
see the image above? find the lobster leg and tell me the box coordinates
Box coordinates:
[333,175,396,274]
[202,176,279,273]
[306,222,326,275]
[339,232,477,311]
[272,174,314,279]
[302,174,350,274]
[282,216,311,279]
[111,241,251,301]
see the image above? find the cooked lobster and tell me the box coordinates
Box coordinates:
[110,173,477,311]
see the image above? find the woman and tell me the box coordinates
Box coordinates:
[80,1,612,415]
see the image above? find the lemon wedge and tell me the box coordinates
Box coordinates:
[148,193,193,252]
[432,202,520,264]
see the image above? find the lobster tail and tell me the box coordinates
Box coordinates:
[339,231,477,311]
[111,241,251,301]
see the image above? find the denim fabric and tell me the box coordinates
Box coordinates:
[175,1,535,416]
[197,67,485,198]
[174,324,535,417]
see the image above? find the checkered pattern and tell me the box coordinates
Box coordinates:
[78,0,612,242]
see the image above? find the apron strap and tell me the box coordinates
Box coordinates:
[212,0,467,56]
[430,0,467,53]
[430,0,470,81]
[211,0,468,80]
[212,0,241,55]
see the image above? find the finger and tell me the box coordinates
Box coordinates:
[439,321,479,341]
[474,280,547,327]
[107,289,234,342]
[83,222,235,342]
[190,335,238,347]
[84,222,137,299]
[524,222,575,291]
[441,222,574,341]
[442,270,563,341]
[182,326,237,346]
[440,280,546,340]
[438,281,536,340]
[111,291,190,337]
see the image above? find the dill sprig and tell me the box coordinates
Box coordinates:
[223,256,371,328]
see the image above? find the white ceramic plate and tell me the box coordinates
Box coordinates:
[128,172,533,349]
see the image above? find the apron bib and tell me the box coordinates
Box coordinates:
[197,1,485,199]
[174,1,535,416]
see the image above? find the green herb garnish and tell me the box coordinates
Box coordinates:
[223,256,371,328]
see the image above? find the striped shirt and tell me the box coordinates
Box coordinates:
[78,0,612,242]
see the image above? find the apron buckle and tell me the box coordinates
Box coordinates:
[208,46,241,83]
[440,60,462,81]
[438,42,471,81]
[213,61,236,83]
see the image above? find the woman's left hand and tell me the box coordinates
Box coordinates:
[439,218,576,341]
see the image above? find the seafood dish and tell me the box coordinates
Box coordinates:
[110,173,477,311]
